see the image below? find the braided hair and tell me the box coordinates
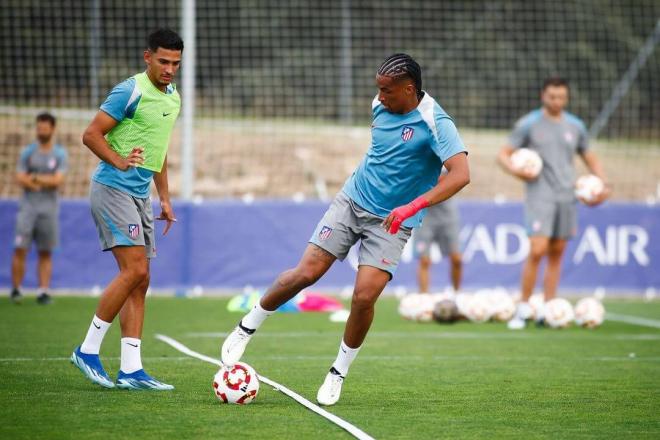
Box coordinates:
[377,53,423,100]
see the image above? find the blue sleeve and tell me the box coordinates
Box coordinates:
[99,77,139,122]
[55,146,68,172]
[431,117,467,163]
[16,146,32,173]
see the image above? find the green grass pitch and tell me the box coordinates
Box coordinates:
[1,296,659,439]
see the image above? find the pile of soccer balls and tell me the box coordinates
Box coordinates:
[398,291,605,329]
[212,362,260,405]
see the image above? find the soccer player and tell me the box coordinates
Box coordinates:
[414,175,462,293]
[498,77,610,330]
[220,54,470,405]
[70,29,182,389]
[10,112,67,305]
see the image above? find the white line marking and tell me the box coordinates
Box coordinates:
[606,313,660,329]
[154,334,375,440]
[184,331,534,339]
[0,356,192,363]
[184,330,660,340]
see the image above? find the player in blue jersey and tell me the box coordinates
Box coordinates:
[498,77,611,329]
[220,54,470,405]
[70,29,183,390]
[10,112,67,305]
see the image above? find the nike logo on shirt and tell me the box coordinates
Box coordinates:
[163,112,171,117]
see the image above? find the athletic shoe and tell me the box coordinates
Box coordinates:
[221,321,254,366]
[36,292,52,305]
[507,317,526,330]
[116,369,174,390]
[70,346,114,388]
[316,367,344,406]
[10,288,22,304]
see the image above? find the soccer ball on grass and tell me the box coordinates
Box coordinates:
[213,362,260,404]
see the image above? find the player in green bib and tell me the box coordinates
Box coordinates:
[71,29,183,390]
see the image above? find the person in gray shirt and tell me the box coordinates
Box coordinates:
[497,77,610,329]
[11,112,67,305]
[414,171,463,293]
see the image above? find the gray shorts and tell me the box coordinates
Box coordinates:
[90,181,155,257]
[525,199,577,239]
[309,192,412,277]
[414,204,460,257]
[14,201,58,251]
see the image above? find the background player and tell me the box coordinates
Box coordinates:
[414,171,463,293]
[10,112,67,305]
[70,29,182,389]
[498,77,611,329]
[220,53,470,405]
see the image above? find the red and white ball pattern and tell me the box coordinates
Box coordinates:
[213,362,260,404]
[574,297,605,329]
[575,174,604,203]
[510,148,543,178]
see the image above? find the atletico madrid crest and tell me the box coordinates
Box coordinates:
[319,225,333,241]
[401,126,414,142]
[128,224,140,239]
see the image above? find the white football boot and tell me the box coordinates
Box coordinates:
[221,322,254,366]
[507,302,532,330]
[316,367,345,406]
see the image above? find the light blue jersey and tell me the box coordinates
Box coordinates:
[92,76,175,198]
[343,92,467,228]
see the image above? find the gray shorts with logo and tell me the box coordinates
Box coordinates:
[14,200,58,251]
[90,180,155,257]
[309,192,412,277]
[525,199,577,239]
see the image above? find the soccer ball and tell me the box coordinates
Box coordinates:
[544,298,575,329]
[464,292,493,323]
[433,298,459,323]
[398,293,435,322]
[488,288,516,322]
[527,294,545,321]
[574,297,605,329]
[510,148,543,178]
[212,362,260,404]
[575,174,604,203]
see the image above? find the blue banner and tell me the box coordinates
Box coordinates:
[0,199,657,293]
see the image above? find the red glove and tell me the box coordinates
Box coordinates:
[386,196,430,234]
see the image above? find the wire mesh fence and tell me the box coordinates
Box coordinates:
[1,0,658,201]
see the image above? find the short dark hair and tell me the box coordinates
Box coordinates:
[147,28,184,52]
[542,76,569,91]
[378,53,423,100]
[36,112,56,126]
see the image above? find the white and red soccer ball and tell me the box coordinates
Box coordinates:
[213,362,260,404]
[575,174,604,203]
[544,298,575,329]
[510,148,543,178]
[574,297,605,329]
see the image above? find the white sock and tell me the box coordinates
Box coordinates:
[241,301,275,331]
[80,315,111,355]
[120,337,143,374]
[331,340,361,377]
[516,302,532,320]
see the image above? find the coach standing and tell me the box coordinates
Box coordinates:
[10,112,67,305]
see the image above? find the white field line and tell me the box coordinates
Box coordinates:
[184,331,660,340]
[2,353,659,363]
[154,334,375,440]
[606,313,660,329]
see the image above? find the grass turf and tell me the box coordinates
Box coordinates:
[0,296,659,439]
